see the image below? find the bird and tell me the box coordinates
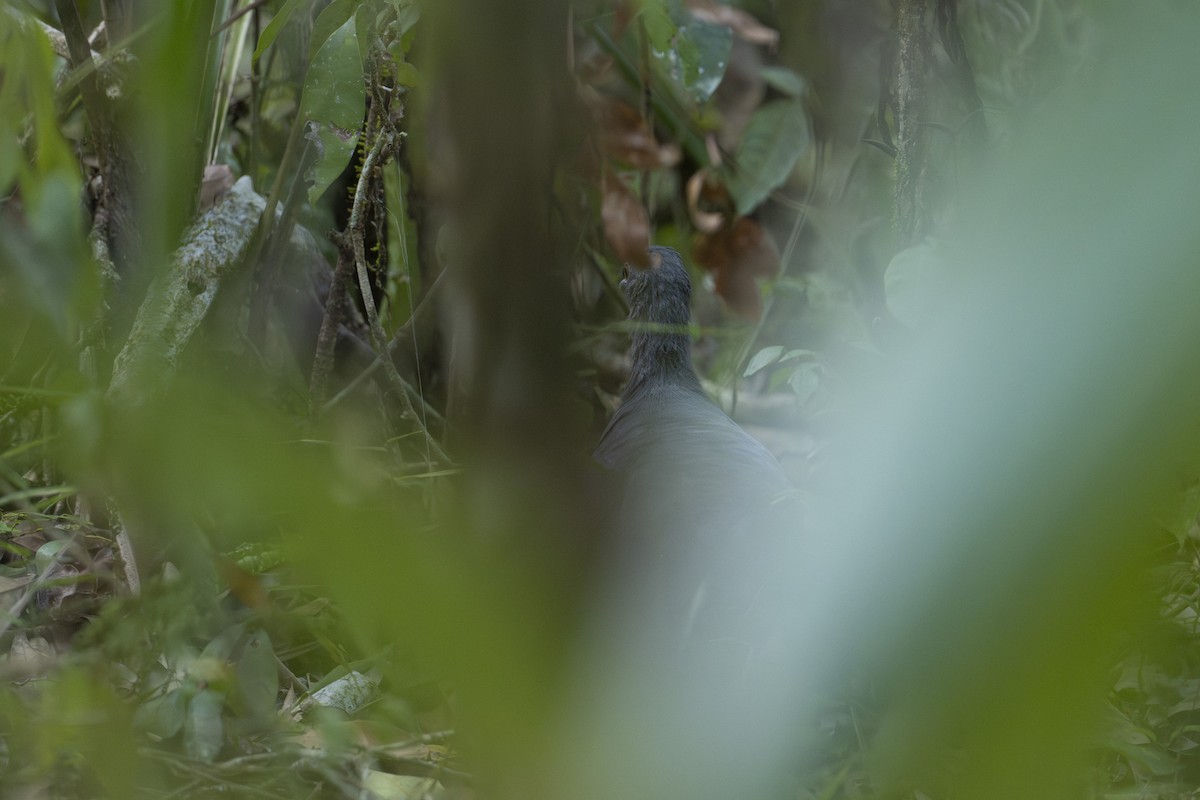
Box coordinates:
[593,245,796,669]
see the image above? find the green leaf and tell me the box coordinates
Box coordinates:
[662,20,730,103]
[386,0,421,45]
[394,60,420,88]
[184,689,225,762]
[307,0,358,62]
[642,5,730,104]
[727,99,811,215]
[201,622,247,662]
[253,0,307,63]
[760,66,806,97]
[884,239,948,327]
[34,539,67,573]
[788,362,821,406]
[744,345,784,377]
[134,689,187,739]
[639,0,676,52]
[235,629,279,719]
[300,15,365,205]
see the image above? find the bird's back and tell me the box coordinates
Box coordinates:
[592,247,796,663]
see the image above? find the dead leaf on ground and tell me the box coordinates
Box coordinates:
[693,216,781,320]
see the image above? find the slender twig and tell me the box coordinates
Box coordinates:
[320,269,445,414]
[308,243,354,413]
[211,0,271,36]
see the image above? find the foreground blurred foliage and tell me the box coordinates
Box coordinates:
[1,0,1200,798]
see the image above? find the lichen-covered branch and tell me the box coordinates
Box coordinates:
[893,0,933,248]
[108,177,319,404]
[346,127,450,466]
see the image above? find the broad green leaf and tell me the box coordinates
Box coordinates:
[760,66,806,97]
[34,539,67,573]
[727,99,810,215]
[393,1,421,40]
[744,345,784,377]
[884,239,948,327]
[133,689,186,739]
[235,629,279,719]
[394,60,420,88]
[788,362,821,406]
[300,15,365,205]
[252,0,307,63]
[639,0,676,51]
[184,689,225,762]
[643,5,730,104]
[671,20,730,103]
[201,622,247,662]
[307,0,357,62]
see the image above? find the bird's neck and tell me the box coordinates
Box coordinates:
[625,325,703,396]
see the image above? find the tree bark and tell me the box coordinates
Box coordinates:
[893,0,934,248]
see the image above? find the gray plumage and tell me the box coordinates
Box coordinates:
[594,246,794,659]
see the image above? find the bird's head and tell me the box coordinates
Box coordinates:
[621,246,693,326]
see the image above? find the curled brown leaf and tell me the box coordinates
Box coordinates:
[693,216,780,320]
[586,93,681,170]
[686,169,731,234]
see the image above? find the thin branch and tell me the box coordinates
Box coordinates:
[320,269,445,415]
[347,129,449,466]
[212,0,271,36]
[308,243,355,412]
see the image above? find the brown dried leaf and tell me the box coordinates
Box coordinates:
[218,556,270,610]
[693,216,780,320]
[687,0,780,48]
[686,169,731,234]
[199,164,236,212]
[602,169,652,267]
[587,93,681,170]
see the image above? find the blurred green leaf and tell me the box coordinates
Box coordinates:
[184,688,225,762]
[641,3,729,105]
[253,0,307,63]
[744,345,783,377]
[236,629,279,719]
[133,689,187,739]
[660,19,730,104]
[884,238,949,327]
[760,66,806,97]
[727,99,810,215]
[787,361,821,406]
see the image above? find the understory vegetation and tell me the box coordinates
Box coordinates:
[2,1,1200,798]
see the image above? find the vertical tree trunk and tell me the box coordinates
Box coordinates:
[893,0,933,248]
[427,2,596,792]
